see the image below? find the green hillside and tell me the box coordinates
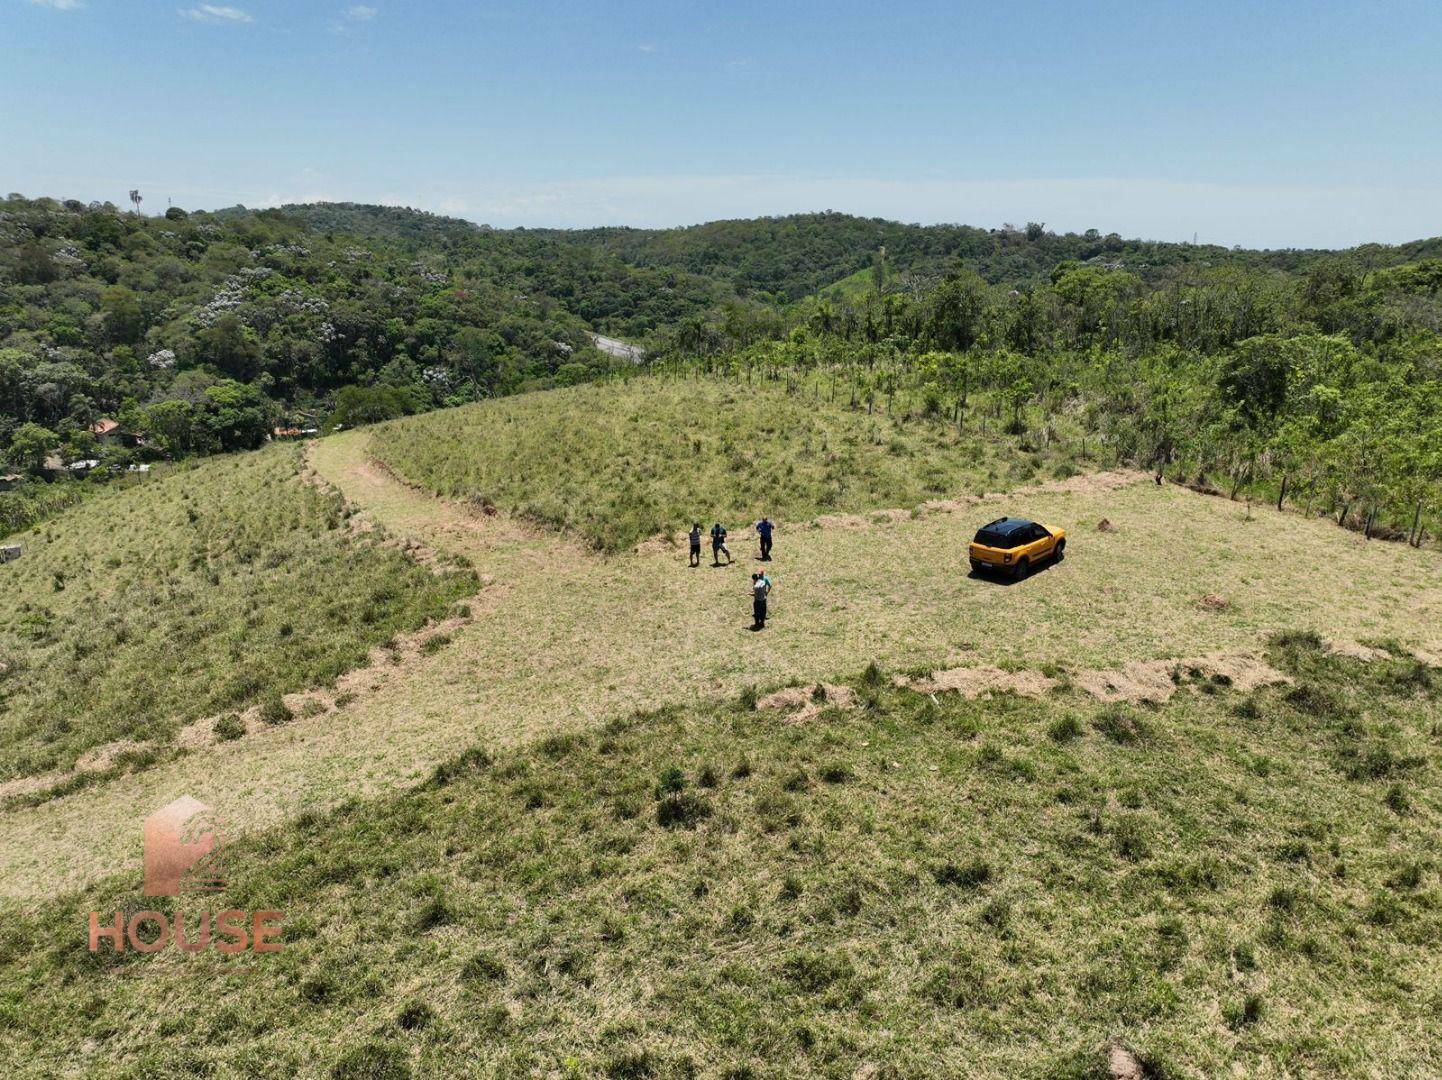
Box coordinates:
[541,211,1442,301]
[3,200,1442,1080]
[371,375,1081,552]
[3,639,1439,1077]
[0,445,473,792]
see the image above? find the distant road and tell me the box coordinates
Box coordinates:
[589,332,645,364]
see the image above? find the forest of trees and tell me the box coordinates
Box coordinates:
[657,253,1442,546]
[2,195,1439,545]
[0,195,645,475]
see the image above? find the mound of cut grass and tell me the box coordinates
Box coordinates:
[373,375,1075,551]
[0,445,474,785]
[3,645,1437,1076]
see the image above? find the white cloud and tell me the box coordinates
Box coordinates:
[345,5,377,20]
[637,43,656,53]
[180,5,253,23]
[28,0,86,9]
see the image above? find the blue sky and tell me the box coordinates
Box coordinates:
[5,0,1441,246]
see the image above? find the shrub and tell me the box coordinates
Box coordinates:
[459,951,507,984]
[420,633,452,655]
[1093,706,1148,745]
[395,1000,434,1031]
[655,765,686,796]
[1384,783,1410,814]
[1048,714,1083,742]
[656,792,711,829]
[922,959,986,1008]
[1286,681,1346,718]
[1269,629,1324,652]
[820,762,852,783]
[933,859,991,888]
[1112,817,1151,861]
[412,897,452,931]
[259,694,294,726]
[331,1040,411,1080]
[781,950,854,992]
[213,714,245,741]
[1223,993,1264,1030]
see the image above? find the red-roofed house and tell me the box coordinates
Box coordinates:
[89,418,142,448]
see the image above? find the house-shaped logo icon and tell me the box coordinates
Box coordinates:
[143,796,227,896]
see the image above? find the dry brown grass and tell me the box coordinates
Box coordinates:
[3,429,1439,902]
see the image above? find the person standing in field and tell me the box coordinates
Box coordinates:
[756,516,774,561]
[688,522,703,568]
[751,568,773,630]
[711,522,731,566]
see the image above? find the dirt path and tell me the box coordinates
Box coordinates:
[3,431,1438,903]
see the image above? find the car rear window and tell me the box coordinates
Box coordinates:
[974,527,1017,547]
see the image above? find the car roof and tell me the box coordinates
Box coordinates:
[980,516,1036,537]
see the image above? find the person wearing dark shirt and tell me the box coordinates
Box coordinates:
[710,522,731,566]
[756,516,774,560]
[688,522,703,568]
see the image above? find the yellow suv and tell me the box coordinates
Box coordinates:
[968,517,1066,580]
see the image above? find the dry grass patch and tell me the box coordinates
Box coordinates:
[900,665,1059,699]
[0,445,475,791]
[5,428,1439,902]
[756,682,858,722]
[1075,653,1291,705]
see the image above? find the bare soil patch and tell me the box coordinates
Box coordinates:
[1075,653,1291,704]
[1106,1042,1145,1080]
[1326,638,1391,662]
[899,665,1059,699]
[1032,469,1146,496]
[757,683,859,722]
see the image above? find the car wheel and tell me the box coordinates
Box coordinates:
[1014,558,1028,581]
[1054,539,1065,561]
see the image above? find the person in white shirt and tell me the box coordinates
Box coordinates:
[751,569,772,630]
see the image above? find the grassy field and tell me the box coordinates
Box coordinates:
[0,445,475,790]
[2,638,1439,1078]
[3,425,1438,903]
[1,376,1440,1077]
[372,375,1084,552]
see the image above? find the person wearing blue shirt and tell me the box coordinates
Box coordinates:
[756,516,774,561]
